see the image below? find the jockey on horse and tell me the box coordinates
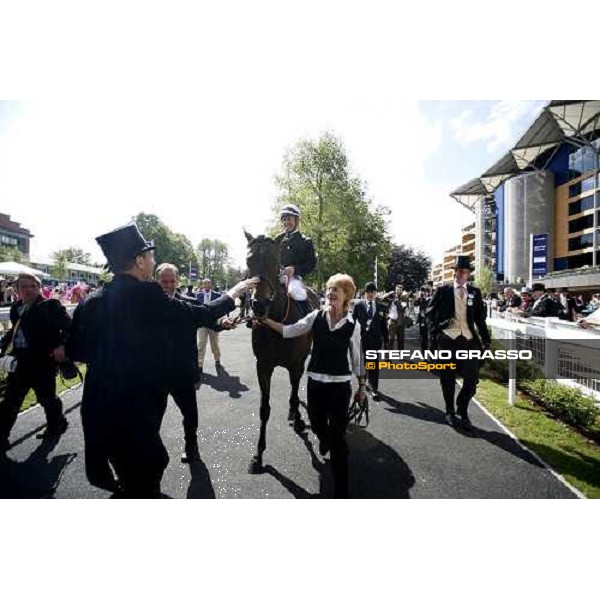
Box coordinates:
[275,204,316,319]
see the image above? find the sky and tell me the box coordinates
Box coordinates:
[0,98,547,270]
[0,2,554,274]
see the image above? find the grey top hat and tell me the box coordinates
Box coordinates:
[95,223,155,272]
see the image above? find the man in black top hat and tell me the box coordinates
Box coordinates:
[519,283,565,319]
[426,255,490,432]
[353,282,389,401]
[67,223,257,497]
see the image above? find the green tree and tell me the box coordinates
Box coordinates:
[196,238,231,289]
[0,246,25,263]
[272,132,392,290]
[51,253,69,281]
[475,265,495,295]
[134,213,195,271]
[385,245,432,292]
[52,247,92,265]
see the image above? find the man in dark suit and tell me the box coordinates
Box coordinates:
[353,282,388,401]
[67,223,257,497]
[426,255,490,432]
[414,286,432,352]
[0,273,71,453]
[519,283,565,319]
[157,263,235,463]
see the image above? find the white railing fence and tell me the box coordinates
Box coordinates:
[488,309,600,402]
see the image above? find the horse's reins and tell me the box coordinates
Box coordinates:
[232,275,277,326]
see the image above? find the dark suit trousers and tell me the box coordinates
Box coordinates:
[419,323,429,353]
[362,335,383,392]
[306,379,351,499]
[436,333,480,416]
[167,374,198,445]
[0,354,64,442]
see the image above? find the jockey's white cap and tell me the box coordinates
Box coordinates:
[280,204,301,219]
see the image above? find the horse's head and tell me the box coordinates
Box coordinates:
[245,230,280,319]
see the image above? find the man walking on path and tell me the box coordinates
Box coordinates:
[196,278,223,375]
[426,255,490,432]
[383,284,406,351]
[353,282,388,401]
[157,264,236,463]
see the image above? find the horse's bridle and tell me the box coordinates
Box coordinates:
[232,274,277,325]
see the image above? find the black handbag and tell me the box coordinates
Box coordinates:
[59,359,82,382]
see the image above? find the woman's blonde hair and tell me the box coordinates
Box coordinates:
[325,273,356,311]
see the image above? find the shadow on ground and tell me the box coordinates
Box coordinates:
[379,392,544,469]
[0,436,76,499]
[187,458,217,499]
[264,425,415,499]
[201,366,250,398]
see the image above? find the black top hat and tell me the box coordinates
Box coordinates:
[364,282,377,292]
[453,255,473,271]
[95,223,155,272]
[532,282,546,292]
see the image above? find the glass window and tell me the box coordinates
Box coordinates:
[568,214,594,233]
[568,233,594,251]
[581,175,596,194]
[582,195,595,211]
[569,148,583,177]
[569,181,582,197]
[569,199,582,215]
[582,147,596,172]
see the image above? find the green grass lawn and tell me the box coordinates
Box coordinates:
[475,375,600,499]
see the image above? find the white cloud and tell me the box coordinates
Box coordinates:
[451,100,546,153]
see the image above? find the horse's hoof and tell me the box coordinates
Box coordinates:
[248,456,264,474]
[293,419,306,433]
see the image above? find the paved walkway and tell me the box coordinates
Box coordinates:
[0,327,577,499]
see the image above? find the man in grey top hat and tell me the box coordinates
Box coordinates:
[67,223,257,497]
[426,255,490,432]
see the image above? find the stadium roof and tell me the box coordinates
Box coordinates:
[450,100,600,212]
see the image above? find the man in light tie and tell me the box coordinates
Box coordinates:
[196,278,223,376]
[426,255,490,432]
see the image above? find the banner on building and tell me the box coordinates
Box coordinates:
[530,233,548,279]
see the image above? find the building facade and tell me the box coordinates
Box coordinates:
[0,213,33,257]
[450,101,600,292]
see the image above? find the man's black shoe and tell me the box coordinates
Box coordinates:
[457,413,474,432]
[445,413,458,427]
[36,418,68,439]
[372,391,381,402]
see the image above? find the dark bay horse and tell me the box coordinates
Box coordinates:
[244,231,316,474]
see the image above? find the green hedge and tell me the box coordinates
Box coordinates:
[520,379,600,429]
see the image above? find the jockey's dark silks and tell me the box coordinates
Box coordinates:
[307,310,355,377]
[275,229,316,277]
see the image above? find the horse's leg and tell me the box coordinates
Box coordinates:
[288,365,307,433]
[248,362,274,474]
